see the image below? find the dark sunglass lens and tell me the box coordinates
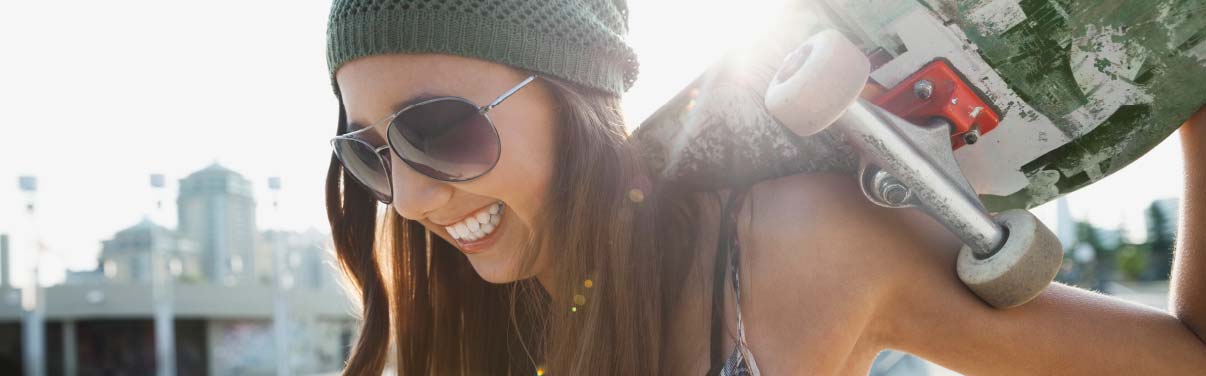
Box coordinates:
[331,138,392,201]
[387,99,499,181]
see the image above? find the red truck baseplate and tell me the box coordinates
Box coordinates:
[871,59,1001,150]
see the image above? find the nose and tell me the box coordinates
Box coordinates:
[388,153,452,221]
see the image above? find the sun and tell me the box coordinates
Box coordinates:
[622,0,795,127]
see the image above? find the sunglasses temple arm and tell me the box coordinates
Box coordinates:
[482,75,538,113]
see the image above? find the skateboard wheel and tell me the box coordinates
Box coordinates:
[956,209,1063,309]
[764,29,870,137]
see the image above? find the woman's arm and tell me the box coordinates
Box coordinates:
[881,255,1206,374]
[742,109,1206,374]
[868,109,1206,374]
[1172,107,1206,343]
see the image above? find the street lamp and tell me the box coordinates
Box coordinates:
[268,176,292,376]
[149,173,176,376]
[19,175,45,376]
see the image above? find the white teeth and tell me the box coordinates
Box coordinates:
[446,202,505,242]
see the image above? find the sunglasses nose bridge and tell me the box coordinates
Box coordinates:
[385,151,454,221]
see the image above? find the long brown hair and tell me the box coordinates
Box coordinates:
[326,75,702,375]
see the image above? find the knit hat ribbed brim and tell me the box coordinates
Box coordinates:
[326,0,639,98]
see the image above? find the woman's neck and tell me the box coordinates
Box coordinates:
[536,270,556,296]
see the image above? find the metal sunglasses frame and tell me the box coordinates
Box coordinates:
[330,74,540,204]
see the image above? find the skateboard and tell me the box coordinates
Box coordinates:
[633,0,1206,308]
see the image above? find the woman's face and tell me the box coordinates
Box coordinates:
[336,54,557,283]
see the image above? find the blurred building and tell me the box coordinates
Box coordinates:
[259,229,338,291]
[1,234,10,288]
[91,218,201,285]
[177,163,258,286]
[0,283,356,376]
[0,164,355,376]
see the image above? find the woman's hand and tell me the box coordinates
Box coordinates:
[1171,106,1206,343]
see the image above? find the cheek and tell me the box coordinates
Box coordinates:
[479,109,557,224]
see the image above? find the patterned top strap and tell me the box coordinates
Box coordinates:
[707,188,761,376]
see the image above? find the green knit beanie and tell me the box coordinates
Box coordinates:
[326,0,640,97]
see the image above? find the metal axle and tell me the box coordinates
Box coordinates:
[838,99,1006,258]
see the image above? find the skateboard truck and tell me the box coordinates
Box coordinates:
[871,59,1002,150]
[765,30,1062,309]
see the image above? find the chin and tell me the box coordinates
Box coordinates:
[465,253,531,284]
[461,234,539,284]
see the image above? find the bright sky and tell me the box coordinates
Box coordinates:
[0,0,1184,287]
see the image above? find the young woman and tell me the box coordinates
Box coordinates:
[323,1,1206,374]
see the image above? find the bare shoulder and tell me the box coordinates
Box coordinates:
[732,172,962,374]
[739,172,960,273]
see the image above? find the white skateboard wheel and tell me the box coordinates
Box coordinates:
[957,209,1063,309]
[764,29,870,137]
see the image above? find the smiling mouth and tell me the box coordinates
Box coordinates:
[443,201,504,242]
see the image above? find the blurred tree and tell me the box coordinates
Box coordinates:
[1115,243,1149,281]
[1145,202,1176,280]
[1076,221,1104,251]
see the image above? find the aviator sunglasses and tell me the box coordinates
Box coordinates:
[330,75,539,204]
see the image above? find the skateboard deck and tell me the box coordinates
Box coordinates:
[634,0,1206,211]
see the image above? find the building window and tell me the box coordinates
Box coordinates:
[229,255,244,274]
